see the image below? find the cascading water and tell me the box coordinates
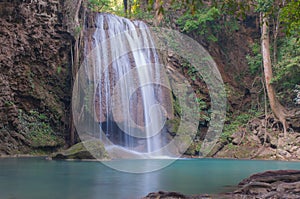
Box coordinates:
[81,13,172,157]
[73,11,226,169]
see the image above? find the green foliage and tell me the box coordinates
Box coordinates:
[57,65,62,74]
[177,7,221,42]
[280,0,300,36]
[182,61,198,81]
[220,0,251,18]
[185,141,202,155]
[273,36,300,102]
[195,96,210,123]
[18,109,63,148]
[256,0,274,13]
[85,0,124,16]
[246,34,299,105]
[4,101,14,107]
[221,111,260,141]
[246,42,262,75]
[227,142,237,150]
[88,0,111,12]
[131,7,154,20]
[175,1,240,42]
[173,95,182,117]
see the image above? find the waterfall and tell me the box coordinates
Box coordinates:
[80,13,171,157]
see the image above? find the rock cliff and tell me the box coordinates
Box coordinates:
[0,0,73,154]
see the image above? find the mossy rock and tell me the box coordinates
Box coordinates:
[30,133,65,148]
[165,118,181,135]
[51,139,110,160]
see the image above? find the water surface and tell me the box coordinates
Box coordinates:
[0,158,300,199]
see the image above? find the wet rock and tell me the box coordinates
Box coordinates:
[51,139,110,160]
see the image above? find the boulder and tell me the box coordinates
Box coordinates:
[51,139,110,160]
[239,170,300,185]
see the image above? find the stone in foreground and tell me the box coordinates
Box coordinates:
[143,170,300,199]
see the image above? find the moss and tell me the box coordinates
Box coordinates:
[173,96,182,116]
[185,142,202,155]
[52,139,110,160]
[227,143,237,150]
[165,118,181,135]
[18,109,65,149]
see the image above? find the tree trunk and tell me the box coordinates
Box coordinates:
[272,12,280,65]
[261,13,288,137]
[128,0,132,17]
[154,0,163,25]
[123,0,128,15]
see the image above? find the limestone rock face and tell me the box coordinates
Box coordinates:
[0,0,73,154]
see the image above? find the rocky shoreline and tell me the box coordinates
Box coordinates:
[143,170,300,199]
[0,154,47,158]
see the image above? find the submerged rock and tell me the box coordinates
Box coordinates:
[51,139,110,160]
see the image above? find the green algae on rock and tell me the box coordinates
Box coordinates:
[51,139,110,160]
